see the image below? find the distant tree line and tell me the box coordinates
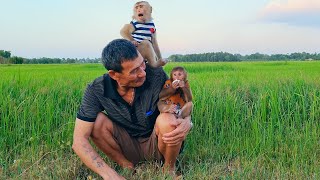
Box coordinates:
[169,52,320,62]
[0,50,100,64]
[1,49,320,64]
[0,50,25,64]
[23,57,100,64]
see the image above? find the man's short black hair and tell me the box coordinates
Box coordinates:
[101,39,139,72]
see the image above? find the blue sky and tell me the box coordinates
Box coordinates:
[1,0,320,58]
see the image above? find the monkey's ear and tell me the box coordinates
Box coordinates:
[150,6,152,13]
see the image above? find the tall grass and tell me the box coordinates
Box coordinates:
[1,61,320,179]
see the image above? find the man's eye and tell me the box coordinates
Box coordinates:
[131,69,138,74]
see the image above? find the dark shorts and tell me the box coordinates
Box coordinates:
[112,122,164,165]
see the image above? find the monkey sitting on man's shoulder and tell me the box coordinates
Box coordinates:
[120,1,167,68]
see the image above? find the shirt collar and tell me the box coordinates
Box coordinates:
[103,74,119,99]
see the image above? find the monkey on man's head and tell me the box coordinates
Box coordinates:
[132,1,152,23]
[120,1,167,68]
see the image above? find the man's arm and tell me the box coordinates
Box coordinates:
[72,119,124,179]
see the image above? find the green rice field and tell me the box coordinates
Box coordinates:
[1,61,320,179]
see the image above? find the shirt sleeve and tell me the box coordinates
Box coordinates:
[76,84,103,122]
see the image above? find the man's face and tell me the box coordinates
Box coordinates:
[116,52,146,88]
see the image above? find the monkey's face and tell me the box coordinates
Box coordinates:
[133,2,152,23]
[171,70,186,81]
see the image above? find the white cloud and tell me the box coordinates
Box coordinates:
[258,0,320,27]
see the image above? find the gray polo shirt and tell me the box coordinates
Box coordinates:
[77,66,167,137]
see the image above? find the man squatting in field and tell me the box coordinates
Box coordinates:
[72,39,192,179]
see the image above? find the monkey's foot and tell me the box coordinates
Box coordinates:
[159,58,168,66]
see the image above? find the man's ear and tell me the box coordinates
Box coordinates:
[108,70,119,81]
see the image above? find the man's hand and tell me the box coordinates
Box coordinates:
[162,116,192,146]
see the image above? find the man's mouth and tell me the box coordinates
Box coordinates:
[138,13,144,17]
[137,77,146,83]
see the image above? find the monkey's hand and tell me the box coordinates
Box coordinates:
[172,80,180,89]
[131,40,139,47]
[158,101,177,114]
[177,80,185,88]
[168,104,178,114]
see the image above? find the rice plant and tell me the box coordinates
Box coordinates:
[1,61,320,179]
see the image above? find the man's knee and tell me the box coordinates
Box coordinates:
[155,113,176,135]
[91,112,113,139]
